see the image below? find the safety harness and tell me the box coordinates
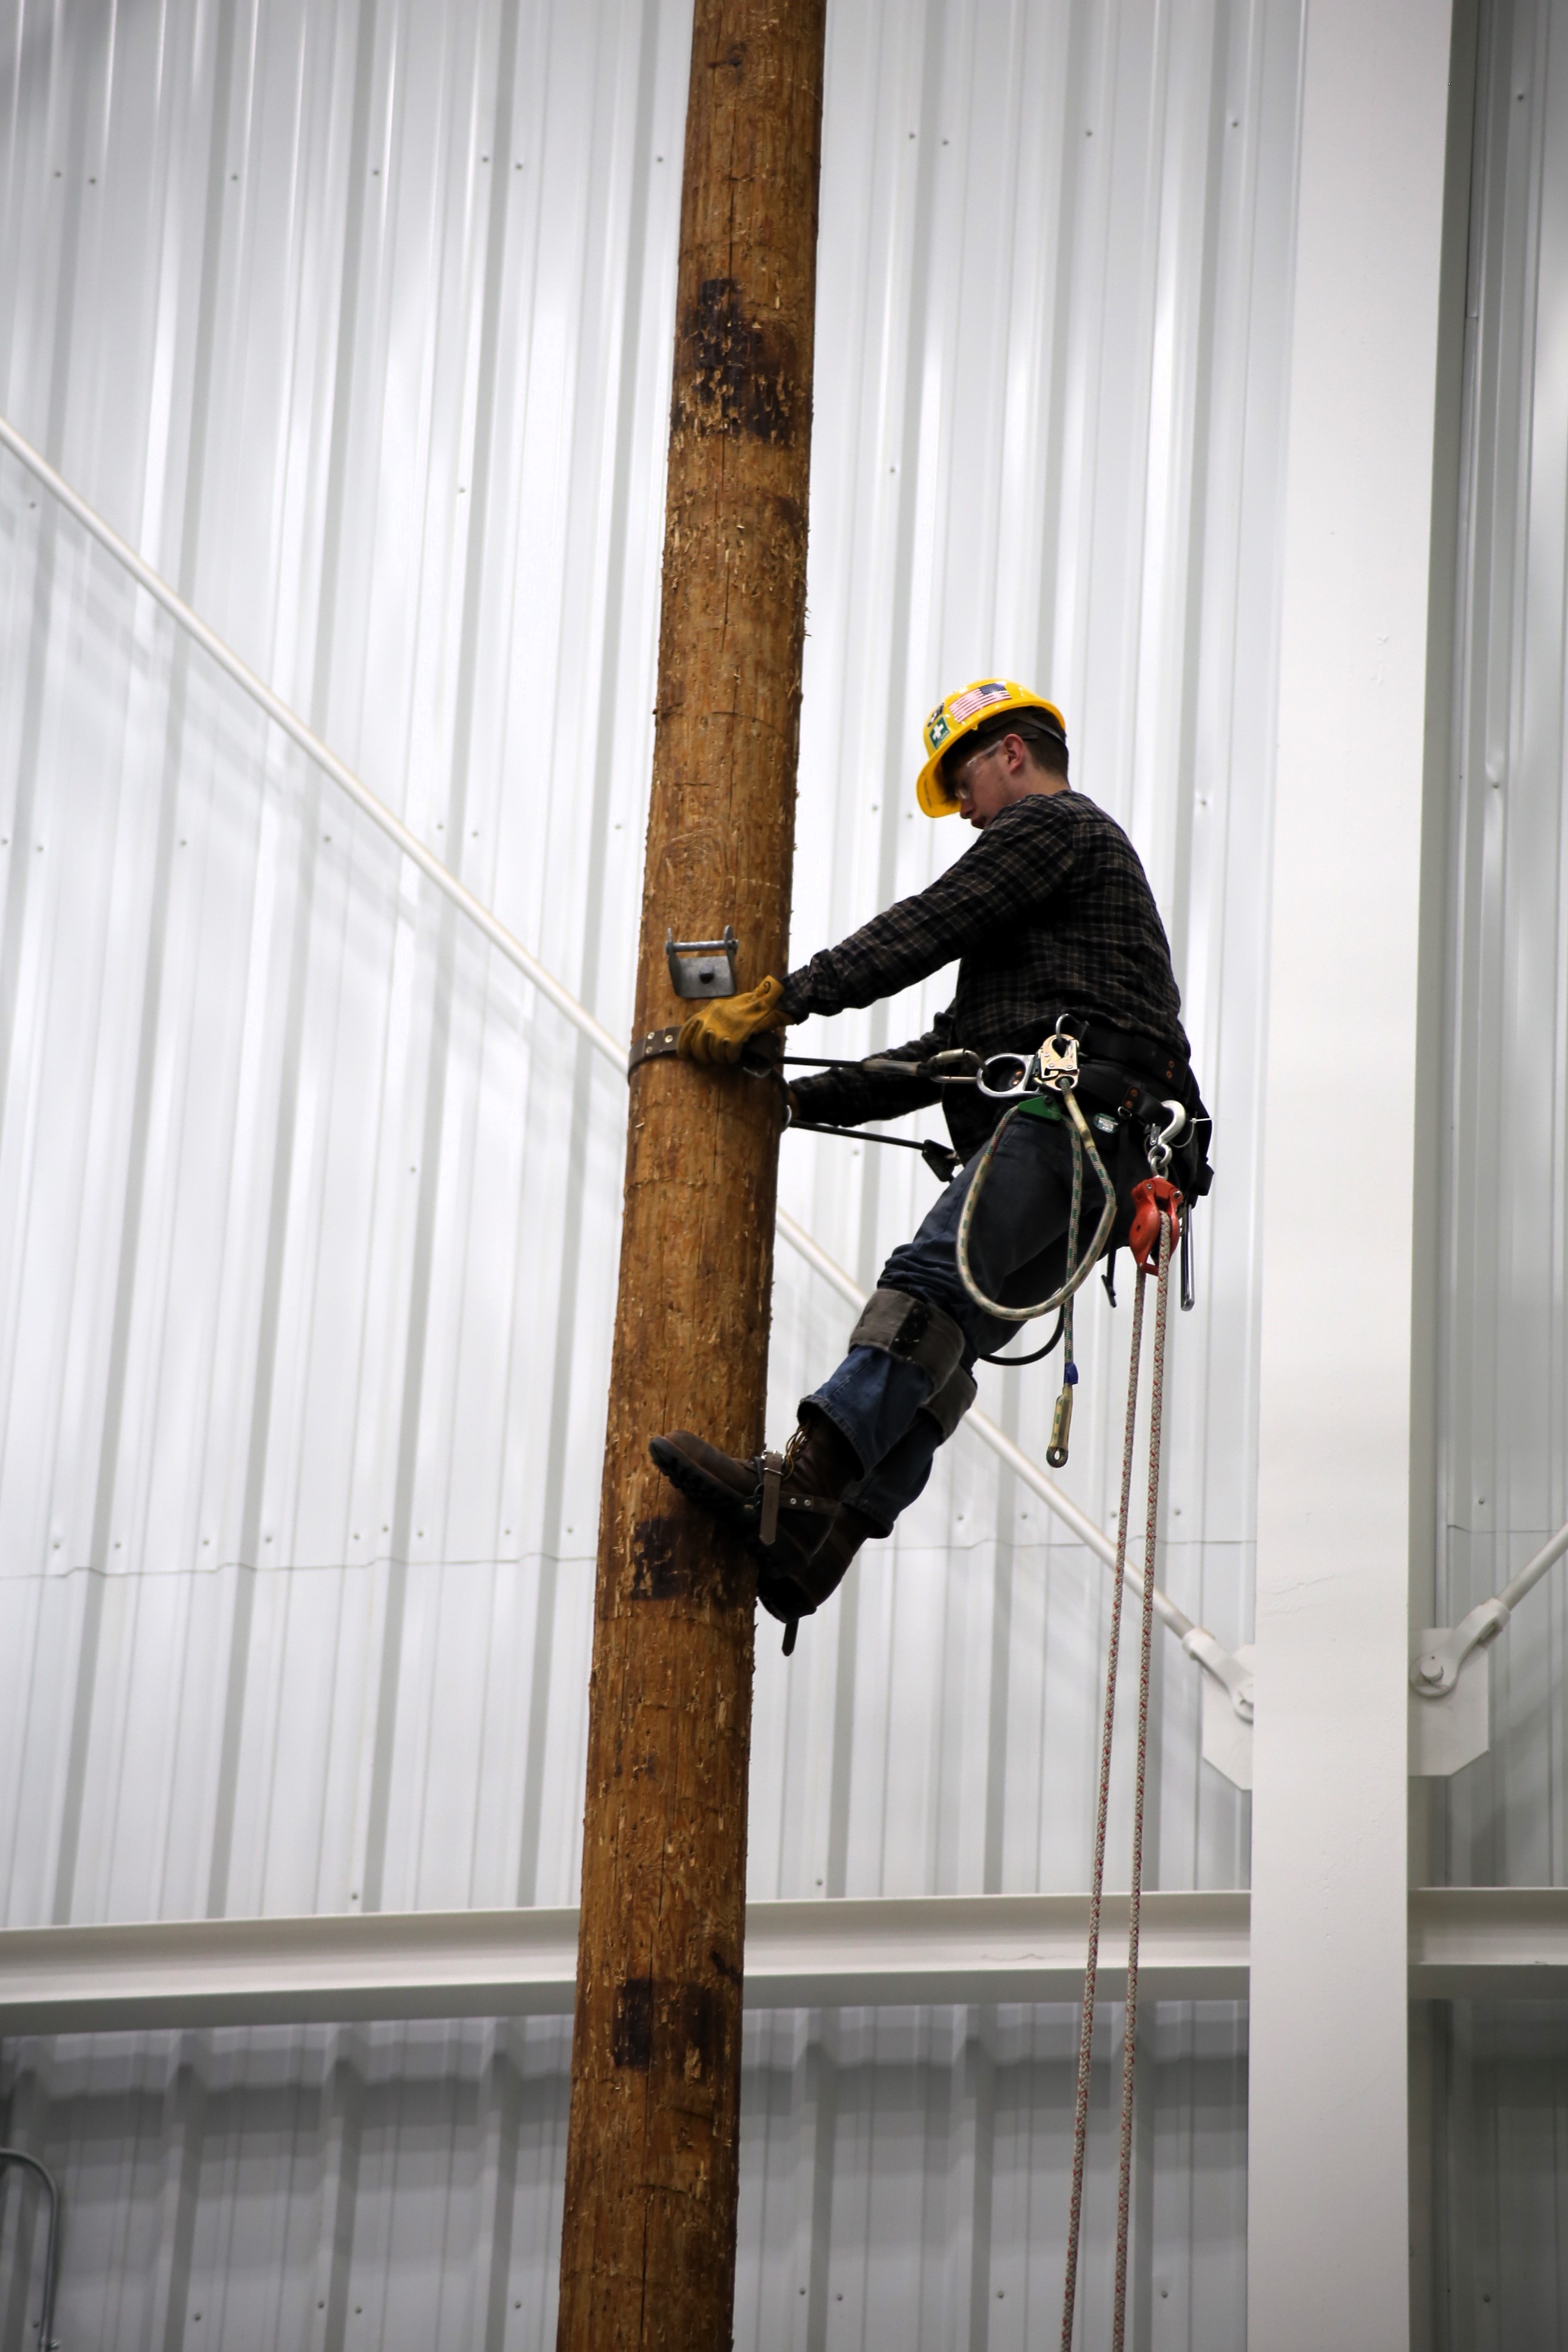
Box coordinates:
[782,1012,1206,1462]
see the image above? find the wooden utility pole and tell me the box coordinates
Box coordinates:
[555,6,826,2346]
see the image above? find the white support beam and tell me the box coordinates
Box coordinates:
[0,1896,1246,2031]
[1,1891,1562,2034]
[1407,1889,1568,1996]
[1251,3,1455,2347]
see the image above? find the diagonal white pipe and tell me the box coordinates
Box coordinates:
[0,416,621,1071]
[0,411,1236,1685]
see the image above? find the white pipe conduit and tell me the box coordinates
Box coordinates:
[0,411,1249,1712]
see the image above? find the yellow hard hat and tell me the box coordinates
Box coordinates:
[915,679,1068,816]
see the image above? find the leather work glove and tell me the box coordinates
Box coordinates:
[677,974,789,1066]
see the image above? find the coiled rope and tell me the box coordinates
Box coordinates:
[1059,1204,1173,2352]
[956,1081,1119,1463]
[955,1085,1117,1323]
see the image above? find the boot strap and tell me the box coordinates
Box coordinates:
[756,1451,838,1549]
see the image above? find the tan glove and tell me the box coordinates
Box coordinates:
[677,974,789,1066]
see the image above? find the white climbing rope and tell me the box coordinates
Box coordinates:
[1059,1202,1174,2352]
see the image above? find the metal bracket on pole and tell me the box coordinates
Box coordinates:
[665,926,739,999]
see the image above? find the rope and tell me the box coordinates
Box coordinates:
[1059,1206,1174,2352]
[1112,1209,1171,2349]
[1059,1235,1146,2349]
[956,1088,1116,1324]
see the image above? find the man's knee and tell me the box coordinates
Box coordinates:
[848,1286,968,1394]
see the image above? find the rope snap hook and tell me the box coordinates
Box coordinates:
[1144,1097,1187,1175]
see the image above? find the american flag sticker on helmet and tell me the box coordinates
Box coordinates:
[948,681,1010,723]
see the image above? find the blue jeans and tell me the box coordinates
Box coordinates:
[807,1111,1086,1534]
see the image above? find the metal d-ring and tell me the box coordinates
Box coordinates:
[976,1051,1034,1101]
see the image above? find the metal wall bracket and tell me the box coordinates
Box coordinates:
[1403,1522,1568,1776]
[1409,1633,1492,1776]
[1198,1642,1255,1790]
[666,926,739,999]
[1409,1598,1510,1698]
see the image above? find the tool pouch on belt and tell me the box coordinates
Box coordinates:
[1072,1064,1215,1214]
[848,1288,967,1391]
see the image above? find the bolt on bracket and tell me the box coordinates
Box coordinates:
[666,925,740,999]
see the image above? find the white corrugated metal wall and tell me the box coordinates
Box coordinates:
[1438,0,1568,1891]
[1430,0,1568,2340]
[1,2005,1247,2350]
[0,0,1302,2340]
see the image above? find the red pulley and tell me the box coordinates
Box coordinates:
[1128,1175,1182,1271]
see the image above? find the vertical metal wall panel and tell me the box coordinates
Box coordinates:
[0,0,1299,1932]
[1436,0,1568,1893]
[1422,4,1568,2338]
[0,2002,1247,2352]
[0,0,691,1928]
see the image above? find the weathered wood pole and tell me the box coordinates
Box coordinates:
[555,6,827,2346]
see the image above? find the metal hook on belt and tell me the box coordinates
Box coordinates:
[1144,1097,1186,1173]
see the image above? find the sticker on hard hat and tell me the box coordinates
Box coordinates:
[948,680,1011,723]
[925,707,951,750]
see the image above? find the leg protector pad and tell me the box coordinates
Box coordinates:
[848,1287,967,1393]
[921,1361,977,1442]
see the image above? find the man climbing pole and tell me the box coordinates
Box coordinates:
[651,677,1212,1642]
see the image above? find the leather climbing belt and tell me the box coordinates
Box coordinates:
[1059,1178,1179,2352]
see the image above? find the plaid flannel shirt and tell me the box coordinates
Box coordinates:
[781,790,1190,1159]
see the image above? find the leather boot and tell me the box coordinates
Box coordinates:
[755,1502,880,1637]
[648,1410,861,1583]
